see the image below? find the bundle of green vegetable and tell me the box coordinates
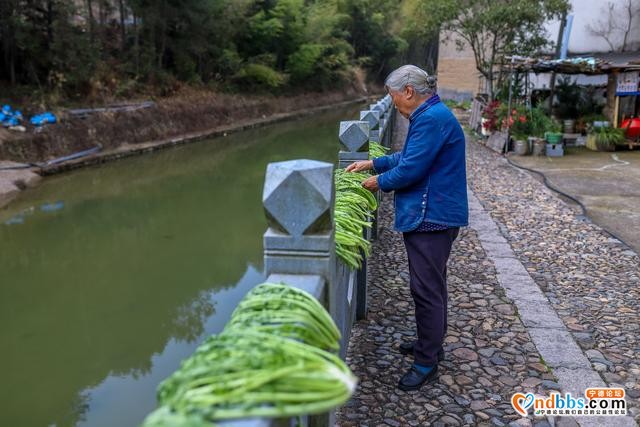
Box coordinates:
[334,168,377,269]
[368,141,389,159]
[333,141,388,269]
[141,282,356,426]
[155,330,356,421]
[224,283,341,351]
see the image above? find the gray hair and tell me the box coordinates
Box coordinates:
[385,65,437,95]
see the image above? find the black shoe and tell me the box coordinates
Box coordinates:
[398,341,445,361]
[398,364,439,391]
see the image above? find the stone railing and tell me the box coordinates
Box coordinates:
[230,94,395,427]
[150,95,395,427]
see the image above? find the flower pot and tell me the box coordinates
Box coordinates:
[513,139,529,155]
[532,139,546,156]
[545,132,563,144]
[546,143,564,157]
[596,139,616,152]
[563,119,575,134]
[586,134,598,151]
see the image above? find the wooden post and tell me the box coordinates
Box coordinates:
[606,72,618,126]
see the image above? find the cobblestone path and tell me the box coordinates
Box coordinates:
[335,195,557,426]
[467,137,639,423]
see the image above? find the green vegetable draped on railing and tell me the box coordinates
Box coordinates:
[368,141,389,159]
[141,283,356,426]
[141,112,393,426]
[333,141,389,269]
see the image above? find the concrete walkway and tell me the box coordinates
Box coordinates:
[509,148,640,253]
[335,115,639,426]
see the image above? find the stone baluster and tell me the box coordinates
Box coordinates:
[338,121,372,320]
[360,110,380,143]
[338,120,370,169]
[262,159,342,427]
[263,159,335,301]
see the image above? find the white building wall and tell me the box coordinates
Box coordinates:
[545,0,640,53]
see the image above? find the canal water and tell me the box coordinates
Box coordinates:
[0,103,362,427]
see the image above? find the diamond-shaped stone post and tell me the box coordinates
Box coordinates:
[360,110,380,145]
[262,159,357,363]
[360,110,380,130]
[371,103,385,114]
[263,159,335,278]
[385,97,395,147]
[338,120,369,169]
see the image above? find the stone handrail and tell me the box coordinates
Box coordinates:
[148,95,395,427]
[245,95,395,426]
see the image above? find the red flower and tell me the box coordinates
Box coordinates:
[519,115,526,123]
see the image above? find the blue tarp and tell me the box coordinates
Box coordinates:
[1,104,58,127]
[30,112,57,126]
[1,105,24,128]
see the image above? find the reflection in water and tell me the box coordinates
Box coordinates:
[4,201,63,225]
[0,103,361,427]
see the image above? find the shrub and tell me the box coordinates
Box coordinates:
[233,63,287,90]
[529,107,561,137]
[287,44,326,83]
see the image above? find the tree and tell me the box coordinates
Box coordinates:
[588,0,640,52]
[339,0,407,80]
[0,0,408,98]
[410,0,570,100]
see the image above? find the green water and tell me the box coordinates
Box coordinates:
[0,104,361,427]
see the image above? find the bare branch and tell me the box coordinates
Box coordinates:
[588,0,640,52]
[587,2,618,52]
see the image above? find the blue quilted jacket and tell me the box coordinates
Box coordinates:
[372,95,468,232]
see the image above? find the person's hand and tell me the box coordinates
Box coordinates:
[362,175,379,192]
[345,160,373,173]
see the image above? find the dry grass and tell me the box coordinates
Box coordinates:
[0,86,369,163]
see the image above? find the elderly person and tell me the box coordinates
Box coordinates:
[346,64,468,391]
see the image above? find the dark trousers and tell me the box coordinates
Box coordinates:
[403,228,460,366]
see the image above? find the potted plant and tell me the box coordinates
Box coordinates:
[590,126,626,152]
[520,107,559,156]
[554,77,581,133]
[542,117,563,156]
[508,107,531,155]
